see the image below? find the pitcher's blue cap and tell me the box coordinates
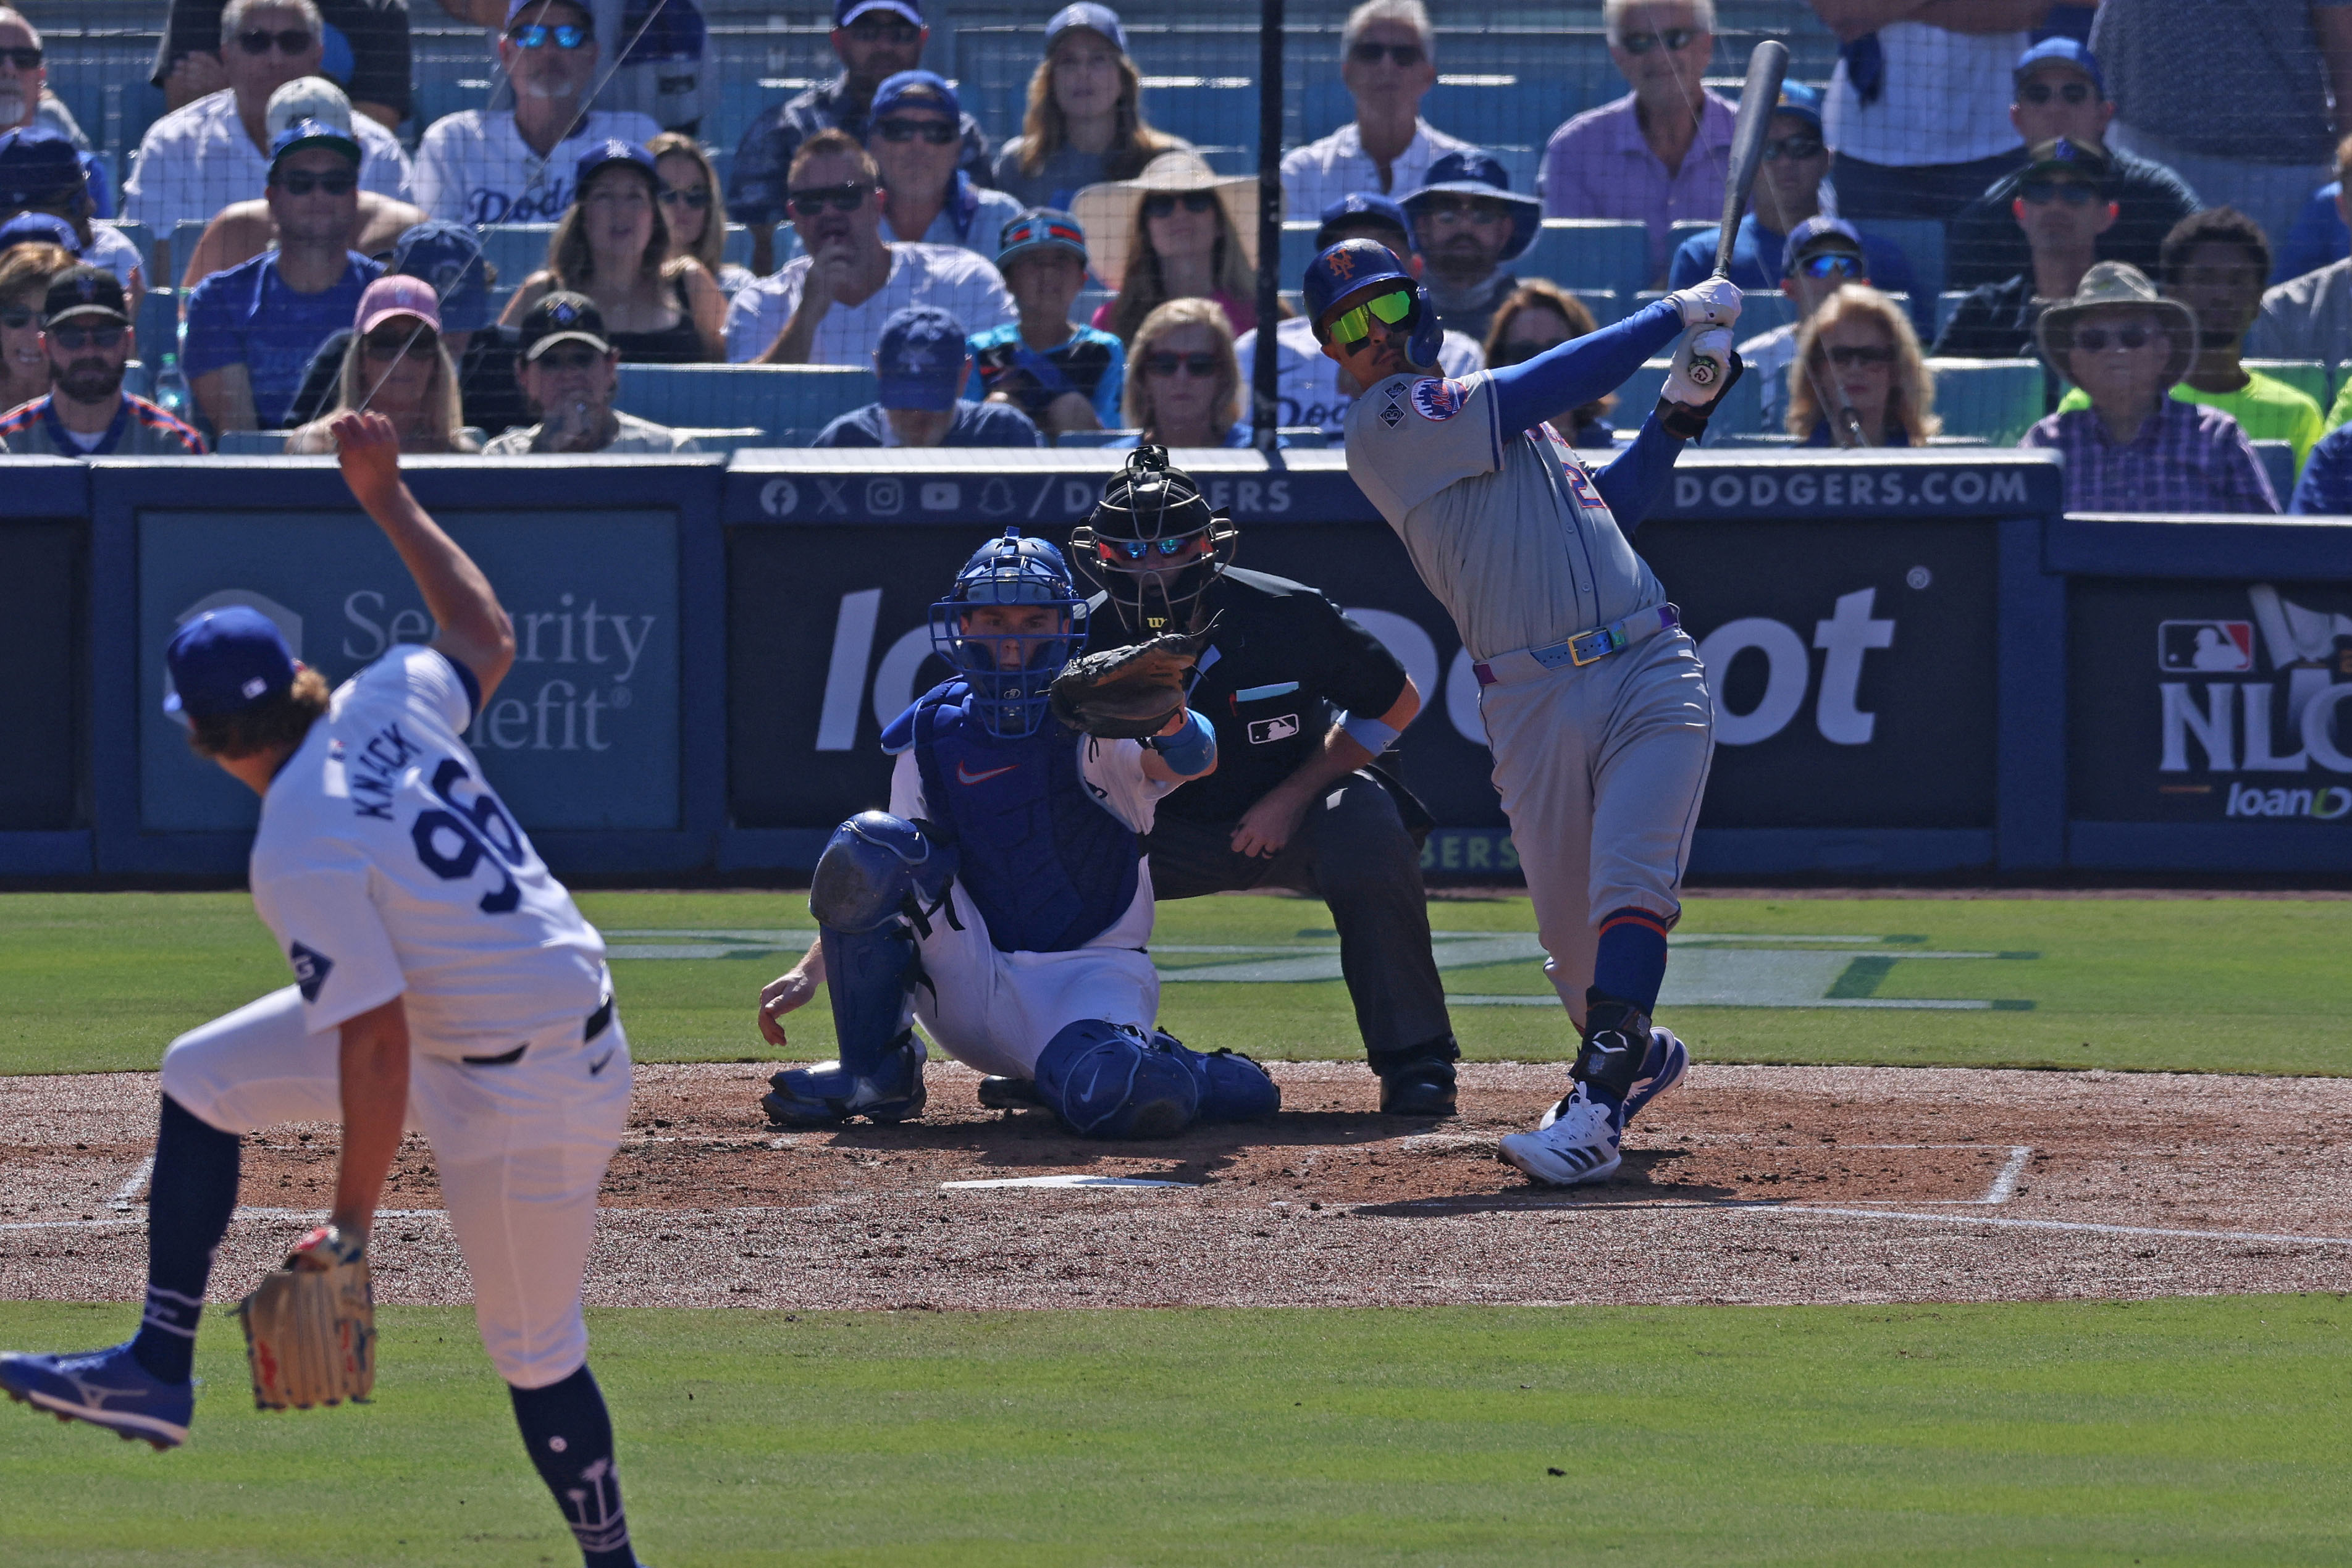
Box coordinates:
[875,304,968,410]
[2014,37,2104,97]
[165,608,298,719]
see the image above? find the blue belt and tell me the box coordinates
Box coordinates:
[1472,605,1681,687]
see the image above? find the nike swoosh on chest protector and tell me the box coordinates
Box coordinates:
[957,761,1018,785]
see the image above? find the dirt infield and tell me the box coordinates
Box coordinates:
[5,1062,2351,1310]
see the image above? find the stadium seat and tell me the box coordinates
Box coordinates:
[216,430,288,454]
[722,224,752,269]
[1856,217,1946,304]
[613,363,878,438]
[478,225,558,287]
[1516,221,1648,306]
[136,288,179,361]
[1924,358,2047,445]
[2251,440,2298,503]
[1936,290,1973,338]
[168,218,209,284]
[95,219,151,277]
[1054,428,1326,448]
[120,359,152,401]
[1615,358,1762,442]
[2245,360,2330,408]
[670,426,771,453]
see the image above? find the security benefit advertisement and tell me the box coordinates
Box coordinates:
[729,513,1998,839]
[2070,580,2352,826]
[0,518,80,830]
[137,510,679,832]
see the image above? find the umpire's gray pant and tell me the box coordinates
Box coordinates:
[1144,770,1455,1070]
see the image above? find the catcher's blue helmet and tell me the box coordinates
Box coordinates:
[1301,238,1443,370]
[930,527,1088,739]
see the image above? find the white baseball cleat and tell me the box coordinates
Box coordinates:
[1498,1088,1621,1186]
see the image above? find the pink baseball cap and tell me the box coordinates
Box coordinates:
[355,274,443,337]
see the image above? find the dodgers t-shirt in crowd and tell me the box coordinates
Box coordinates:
[183,251,384,427]
[413,109,665,225]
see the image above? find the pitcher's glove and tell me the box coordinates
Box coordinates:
[237,1224,375,1412]
[1049,624,1212,739]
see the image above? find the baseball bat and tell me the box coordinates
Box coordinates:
[1714,38,1791,280]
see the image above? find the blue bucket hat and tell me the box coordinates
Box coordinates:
[165,608,298,720]
[875,304,970,411]
[1401,150,1540,263]
[392,220,492,333]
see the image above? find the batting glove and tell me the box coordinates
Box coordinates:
[1665,275,1742,329]
[1657,329,1746,442]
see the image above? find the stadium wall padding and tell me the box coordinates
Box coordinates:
[7,448,2352,881]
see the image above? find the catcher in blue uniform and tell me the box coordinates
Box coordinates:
[755,516,1279,1138]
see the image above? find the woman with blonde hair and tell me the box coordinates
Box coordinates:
[1119,296,1256,448]
[287,276,477,454]
[500,141,725,363]
[993,4,1190,211]
[1077,150,1264,345]
[1786,283,1941,448]
[1484,279,1616,448]
[646,132,756,301]
[0,239,74,416]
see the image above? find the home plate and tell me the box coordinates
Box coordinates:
[940,1174,1197,1191]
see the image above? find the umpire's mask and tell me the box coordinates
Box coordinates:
[1069,443,1238,637]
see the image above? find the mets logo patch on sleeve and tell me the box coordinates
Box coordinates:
[1410,377,1472,422]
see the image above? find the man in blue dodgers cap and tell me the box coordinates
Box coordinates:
[1946,38,2203,292]
[726,0,992,277]
[0,125,146,309]
[1233,191,1485,437]
[815,303,1041,447]
[1400,149,1543,342]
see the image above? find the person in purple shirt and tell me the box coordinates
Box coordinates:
[2022,261,2277,514]
[182,117,381,431]
[815,304,1043,448]
[1540,0,1736,285]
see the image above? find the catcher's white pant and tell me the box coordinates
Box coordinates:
[1476,628,1715,1032]
[158,986,630,1390]
[909,883,1161,1080]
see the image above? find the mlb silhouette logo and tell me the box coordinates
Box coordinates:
[1248,713,1301,744]
[2157,619,2253,673]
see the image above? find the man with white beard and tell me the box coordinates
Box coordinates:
[0,9,118,217]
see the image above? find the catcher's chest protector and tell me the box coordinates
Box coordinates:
[910,689,1140,954]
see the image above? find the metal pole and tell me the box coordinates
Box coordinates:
[1251,0,1285,450]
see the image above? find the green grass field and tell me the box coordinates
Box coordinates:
[3,891,2348,1077]
[3,1296,2350,1567]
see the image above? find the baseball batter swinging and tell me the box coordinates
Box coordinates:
[1308,237,1747,1184]
[0,414,650,1568]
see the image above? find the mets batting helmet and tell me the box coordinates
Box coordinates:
[1069,443,1238,637]
[1301,238,1443,369]
[930,528,1088,739]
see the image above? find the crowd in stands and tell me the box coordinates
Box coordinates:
[0,0,2348,510]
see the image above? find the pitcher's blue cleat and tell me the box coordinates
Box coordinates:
[1,1341,193,1449]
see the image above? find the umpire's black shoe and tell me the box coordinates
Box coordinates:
[977,1075,1048,1111]
[1378,1055,1457,1117]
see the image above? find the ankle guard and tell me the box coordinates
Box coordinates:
[1571,991,1653,1101]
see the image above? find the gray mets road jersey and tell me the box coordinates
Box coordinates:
[1343,371,1665,663]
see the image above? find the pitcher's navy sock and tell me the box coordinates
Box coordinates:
[511,1364,636,1568]
[130,1096,239,1385]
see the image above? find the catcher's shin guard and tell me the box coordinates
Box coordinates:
[1571,990,1654,1103]
[1035,1020,1198,1138]
[1158,1032,1280,1122]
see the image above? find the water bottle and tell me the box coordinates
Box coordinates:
[154,353,190,421]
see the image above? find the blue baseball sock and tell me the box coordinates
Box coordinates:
[129,1095,240,1385]
[511,1364,636,1568]
[1591,907,1671,1015]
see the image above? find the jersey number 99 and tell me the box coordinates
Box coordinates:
[410,758,529,914]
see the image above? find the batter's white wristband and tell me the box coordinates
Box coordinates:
[1342,713,1402,755]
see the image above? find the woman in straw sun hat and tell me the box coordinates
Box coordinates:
[1073,149,1266,345]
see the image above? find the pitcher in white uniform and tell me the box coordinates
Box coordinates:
[0,413,650,1568]
[1304,236,1747,1186]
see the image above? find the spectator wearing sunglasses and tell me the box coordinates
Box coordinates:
[1401,151,1540,343]
[1280,0,1468,219]
[725,128,1013,366]
[485,290,700,453]
[1541,0,1736,285]
[1665,83,1915,301]
[1810,0,2035,227]
[647,131,754,301]
[0,127,146,319]
[2024,261,2275,513]
[728,0,992,279]
[151,0,410,130]
[1236,193,1483,436]
[0,10,118,220]
[2251,135,2352,371]
[1786,283,1939,448]
[1933,137,2114,361]
[968,208,1126,436]
[285,274,479,453]
[865,72,1022,256]
[0,265,206,455]
[1946,40,2201,293]
[0,232,72,416]
[993,4,1190,214]
[1075,149,1264,346]
[125,0,412,254]
[1481,281,1614,448]
[178,77,427,291]
[815,304,1040,447]
[1739,216,1874,432]
[182,120,386,433]
[413,0,659,227]
[500,140,724,363]
[1116,297,1261,448]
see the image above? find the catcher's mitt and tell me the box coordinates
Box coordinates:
[238,1225,375,1412]
[1049,624,1211,739]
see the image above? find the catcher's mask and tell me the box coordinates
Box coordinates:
[930,526,1088,739]
[1070,443,1238,637]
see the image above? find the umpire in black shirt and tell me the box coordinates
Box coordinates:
[1073,446,1461,1116]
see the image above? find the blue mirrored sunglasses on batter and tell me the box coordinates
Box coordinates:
[509,22,589,48]
[1324,287,1415,347]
